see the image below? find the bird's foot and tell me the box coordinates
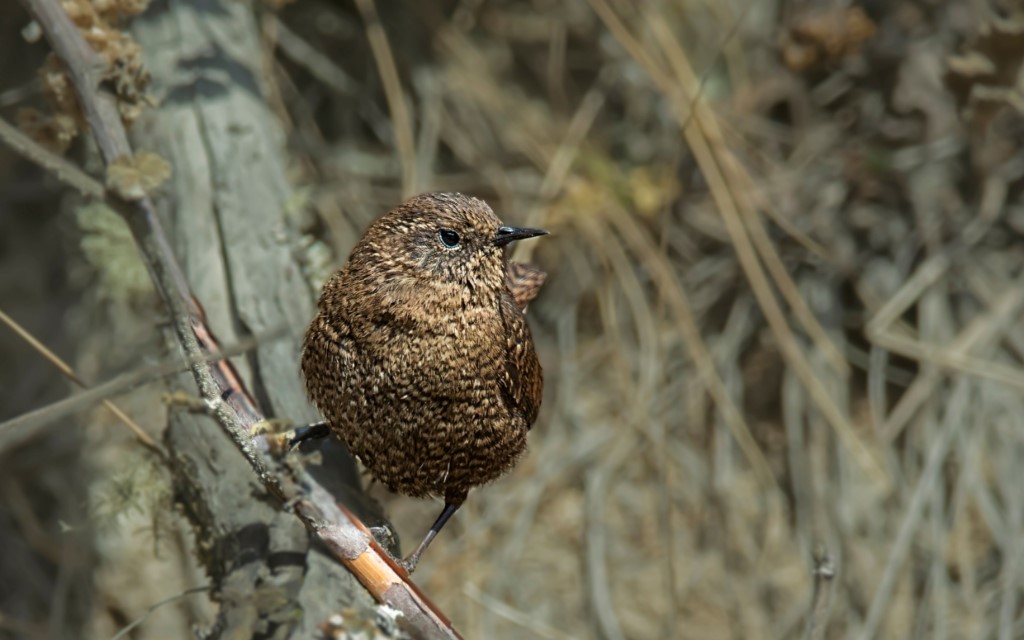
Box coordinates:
[249,418,293,437]
[368,525,400,557]
[397,552,421,575]
[288,421,330,449]
[395,501,462,575]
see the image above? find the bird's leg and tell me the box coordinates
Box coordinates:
[288,421,330,449]
[400,499,464,573]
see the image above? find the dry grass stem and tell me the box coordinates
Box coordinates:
[0,308,157,449]
[7,0,1024,637]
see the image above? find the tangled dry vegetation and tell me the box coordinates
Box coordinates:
[5,0,1024,638]
[314,2,1024,638]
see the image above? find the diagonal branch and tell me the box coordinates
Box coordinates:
[13,0,460,636]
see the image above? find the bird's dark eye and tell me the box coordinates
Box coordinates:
[438,229,461,248]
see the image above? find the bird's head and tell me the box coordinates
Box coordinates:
[350,192,547,300]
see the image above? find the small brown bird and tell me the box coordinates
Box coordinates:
[300,192,547,572]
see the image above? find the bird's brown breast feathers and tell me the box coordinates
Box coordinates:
[301,266,542,497]
[299,193,546,499]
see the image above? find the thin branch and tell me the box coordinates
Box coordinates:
[13,0,461,636]
[266,15,356,96]
[584,450,628,640]
[856,381,970,640]
[110,586,212,640]
[0,115,103,198]
[22,0,129,163]
[0,327,286,453]
[464,583,575,640]
[803,549,835,640]
[0,307,159,451]
[354,0,418,196]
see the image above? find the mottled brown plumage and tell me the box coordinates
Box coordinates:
[506,262,547,310]
[300,192,546,571]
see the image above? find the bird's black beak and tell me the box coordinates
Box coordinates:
[493,226,548,247]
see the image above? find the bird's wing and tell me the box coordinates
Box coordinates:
[498,290,543,427]
[301,311,358,413]
[506,262,547,310]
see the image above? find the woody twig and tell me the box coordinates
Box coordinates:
[12,0,460,636]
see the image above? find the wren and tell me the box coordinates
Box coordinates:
[300,192,547,572]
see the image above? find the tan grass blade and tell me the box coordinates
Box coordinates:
[587,0,886,485]
[0,308,158,450]
[354,0,418,197]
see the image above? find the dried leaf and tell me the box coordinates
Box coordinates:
[945,14,1024,131]
[16,107,79,153]
[781,7,877,72]
[56,0,154,127]
[106,152,171,200]
[944,14,1024,173]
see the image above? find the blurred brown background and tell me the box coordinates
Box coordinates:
[3,0,1024,638]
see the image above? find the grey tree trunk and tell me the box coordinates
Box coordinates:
[129,0,380,635]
